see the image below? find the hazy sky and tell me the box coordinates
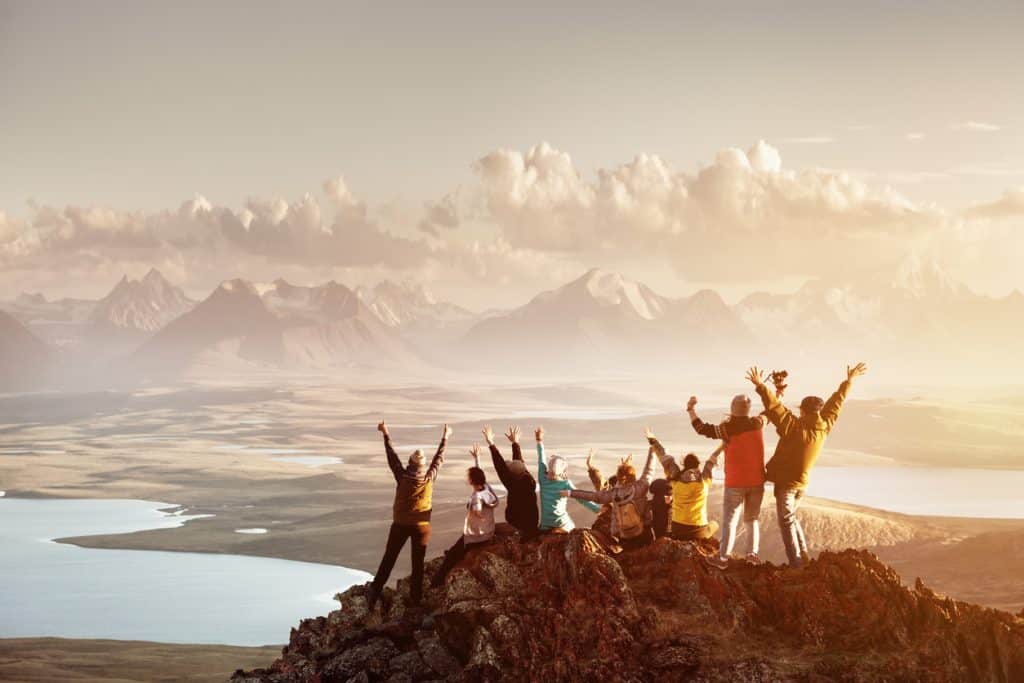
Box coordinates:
[2,1,1023,307]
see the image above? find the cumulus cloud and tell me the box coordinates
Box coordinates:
[473,140,939,281]
[2,141,1016,304]
[953,120,1001,132]
[418,192,460,237]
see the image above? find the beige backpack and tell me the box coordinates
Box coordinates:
[612,486,645,539]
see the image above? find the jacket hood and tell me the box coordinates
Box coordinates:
[680,467,703,483]
[404,462,428,479]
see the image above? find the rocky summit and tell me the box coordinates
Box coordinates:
[233,531,1024,682]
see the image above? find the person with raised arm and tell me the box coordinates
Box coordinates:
[366,420,449,610]
[430,444,499,587]
[483,425,539,541]
[646,427,721,541]
[562,446,657,548]
[688,394,769,569]
[535,426,600,533]
[747,362,868,568]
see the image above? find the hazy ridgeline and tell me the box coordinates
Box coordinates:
[2,256,1023,394]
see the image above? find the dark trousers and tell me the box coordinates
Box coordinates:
[774,487,808,567]
[431,536,490,586]
[371,522,431,604]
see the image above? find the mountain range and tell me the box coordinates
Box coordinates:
[2,256,1022,389]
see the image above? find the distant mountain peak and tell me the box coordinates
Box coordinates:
[562,268,665,320]
[892,253,964,298]
[89,269,194,332]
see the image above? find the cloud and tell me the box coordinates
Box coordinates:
[780,136,834,144]
[473,140,938,281]
[953,121,1001,132]
[906,132,925,142]
[2,141,1017,303]
[964,187,1024,220]
[418,192,460,237]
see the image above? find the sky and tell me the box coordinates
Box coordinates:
[2,0,1023,308]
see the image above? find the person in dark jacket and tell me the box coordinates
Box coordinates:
[747,363,867,567]
[367,420,449,609]
[483,425,539,541]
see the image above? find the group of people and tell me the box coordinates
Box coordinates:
[365,363,867,609]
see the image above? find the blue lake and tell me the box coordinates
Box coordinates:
[0,498,370,645]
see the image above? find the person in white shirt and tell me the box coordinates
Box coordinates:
[430,444,500,587]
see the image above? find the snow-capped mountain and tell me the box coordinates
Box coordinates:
[458,269,749,373]
[356,280,474,329]
[89,268,194,332]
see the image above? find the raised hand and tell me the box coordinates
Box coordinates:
[644,426,655,441]
[505,425,520,444]
[586,449,595,469]
[686,396,698,411]
[482,426,495,445]
[535,427,544,442]
[847,362,868,382]
[443,423,453,440]
[746,366,767,387]
[469,443,482,460]
[377,420,389,437]
[620,453,633,466]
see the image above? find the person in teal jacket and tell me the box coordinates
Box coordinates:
[534,427,600,532]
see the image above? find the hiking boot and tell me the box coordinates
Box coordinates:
[705,555,729,570]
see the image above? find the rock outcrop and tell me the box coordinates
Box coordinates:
[234,531,1024,682]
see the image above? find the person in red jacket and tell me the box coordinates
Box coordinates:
[688,394,768,569]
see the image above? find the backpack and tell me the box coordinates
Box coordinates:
[612,486,645,539]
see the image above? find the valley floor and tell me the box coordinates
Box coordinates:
[1,378,1022,679]
[0,638,280,683]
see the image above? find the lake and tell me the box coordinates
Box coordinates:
[0,498,370,646]
[804,466,1024,518]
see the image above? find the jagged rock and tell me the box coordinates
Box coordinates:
[387,650,431,679]
[234,531,1024,682]
[414,631,460,678]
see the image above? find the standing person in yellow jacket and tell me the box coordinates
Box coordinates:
[747,363,867,567]
[366,420,450,610]
[646,427,722,541]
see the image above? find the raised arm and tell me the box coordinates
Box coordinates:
[425,423,451,482]
[586,449,606,490]
[639,446,656,484]
[748,366,798,437]
[485,426,512,486]
[506,426,524,462]
[821,363,866,431]
[379,420,403,483]
[535,427,547,479]
[702,444,723,482]
[687,396,724,440]
[645,427,680,480]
